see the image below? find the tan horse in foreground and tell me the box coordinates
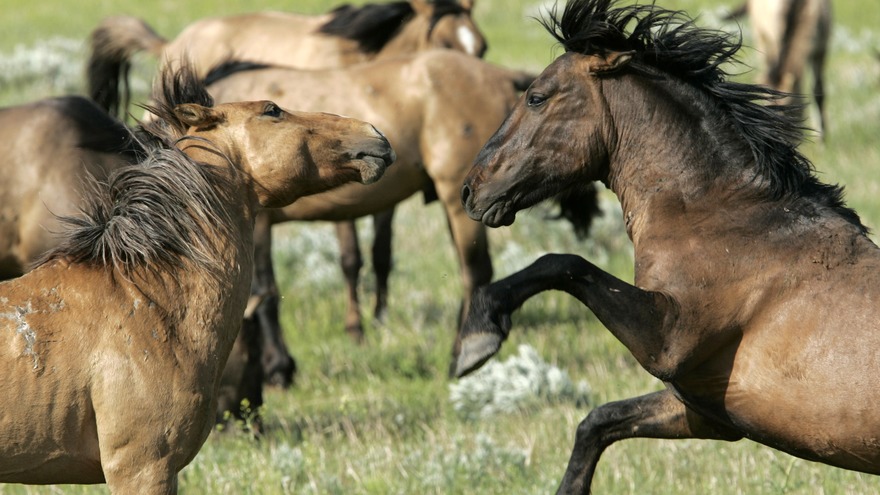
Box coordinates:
[0,66,392,492]
[458,0,879,492]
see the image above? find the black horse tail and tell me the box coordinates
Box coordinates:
[87,15,167,119]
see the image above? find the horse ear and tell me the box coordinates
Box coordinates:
[174,103,224,128]
[590,51,635,74]
[460,0,475,11]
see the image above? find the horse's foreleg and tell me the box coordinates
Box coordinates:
[252,212,296,387]
[335,220,365,343]
[435,179,493,376]
[370,209,395,323]
[455,253,676,379]
[557,389,742,495]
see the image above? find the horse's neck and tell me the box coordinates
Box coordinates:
[154,145,254,357]
[603,76,756,244]
[377,17,428,58]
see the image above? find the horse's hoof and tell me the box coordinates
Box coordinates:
[454,332,503,378]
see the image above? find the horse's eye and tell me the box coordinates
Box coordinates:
[262,103,282,118]
[527,93,547,107]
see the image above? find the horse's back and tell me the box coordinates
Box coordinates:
[162,11,356,75]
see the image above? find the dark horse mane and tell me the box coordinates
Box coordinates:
[318,0,469,53]
[202,60,273,88]
[38,64,238,281]
[542,0,866,233]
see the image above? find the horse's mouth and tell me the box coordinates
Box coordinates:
[480,201,516,227]
[355,148,396,185]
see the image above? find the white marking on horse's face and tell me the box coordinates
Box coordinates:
[457,25,479,56]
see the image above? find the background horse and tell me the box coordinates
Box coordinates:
[0,63,392,492]
[203,48,520,398]
[87,0,486,388]
[457,0,880,492]
[88,0,485,117]
[0,96,140,280]
[746,0,832,138]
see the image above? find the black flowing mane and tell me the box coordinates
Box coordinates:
[318,0,470,53]
[542,0,865,232]
[39,64,237,281]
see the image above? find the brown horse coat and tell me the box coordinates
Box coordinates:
[0,66,392,492]
[457,0,880,492]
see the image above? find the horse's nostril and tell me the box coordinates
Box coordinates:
[461,183,471,207]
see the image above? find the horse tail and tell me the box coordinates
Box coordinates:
[87,16,167,119]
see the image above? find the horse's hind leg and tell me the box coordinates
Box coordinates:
[370,208,395,323]
[335,220,366,343]
[557,389,742,495]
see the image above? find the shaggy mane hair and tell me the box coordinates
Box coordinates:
[38,64,238,282]
[542,0,865,232]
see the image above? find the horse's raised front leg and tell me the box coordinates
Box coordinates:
[252,211,296,387]
[371,208,395,323]
[455,253,676,379]
[557,389,742,495]
[335,219,366,342]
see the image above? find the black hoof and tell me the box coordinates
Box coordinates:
[454,332,503,378]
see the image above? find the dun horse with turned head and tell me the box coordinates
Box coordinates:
[0,64,392,492]
[203,50,546,384]
[88,0,487,387]
[458,0,879,492]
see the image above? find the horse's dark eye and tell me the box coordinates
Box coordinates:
[527,93,547,107]
[263,103,282,118]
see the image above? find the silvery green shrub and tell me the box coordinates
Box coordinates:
[449,344,590,421]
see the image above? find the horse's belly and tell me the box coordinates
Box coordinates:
[720,379,880,474]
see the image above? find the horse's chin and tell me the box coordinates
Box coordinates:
[481,202,517,227]
[356,156,388,185]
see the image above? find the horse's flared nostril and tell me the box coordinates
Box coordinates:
[461,183,471,208]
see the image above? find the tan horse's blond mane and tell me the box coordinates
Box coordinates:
[37,146,237,281]
[36,64,238,282]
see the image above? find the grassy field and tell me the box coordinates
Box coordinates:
[2,0,880,493]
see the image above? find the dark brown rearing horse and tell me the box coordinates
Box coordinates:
[457,0,880,493]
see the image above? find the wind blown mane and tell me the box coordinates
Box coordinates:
[38,65,238,281]
[542,0,865,232]
[318,1,469,53]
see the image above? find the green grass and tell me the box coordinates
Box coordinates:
[2,0,880,493]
